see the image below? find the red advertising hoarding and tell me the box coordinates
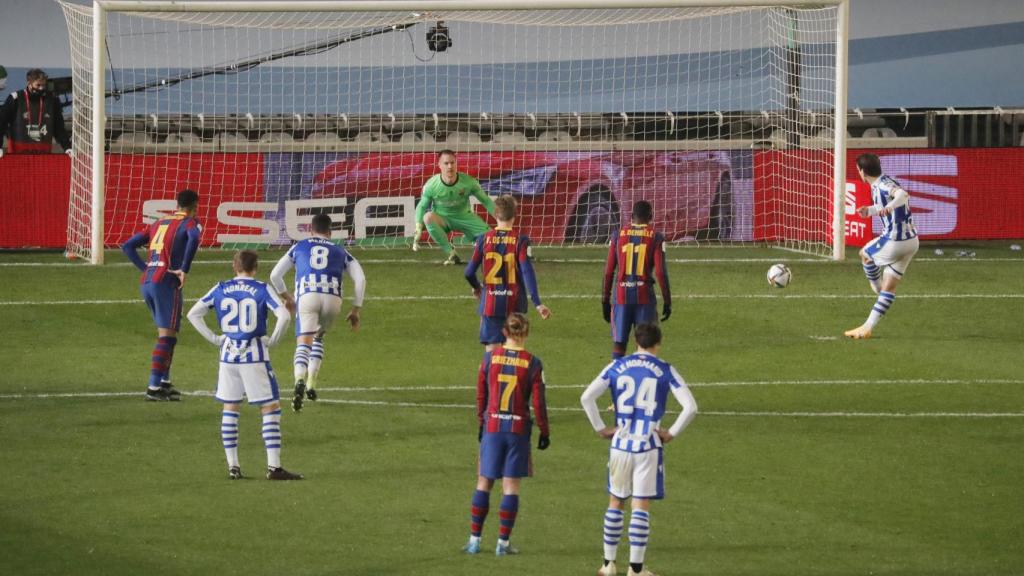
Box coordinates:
[2,148,1023,250]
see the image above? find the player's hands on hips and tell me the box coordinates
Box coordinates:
[216,334,226,347]
[656,428,675,444]
[260,335,271,348]
[536,304,551,319]
[537,435,550,450]
[661,303,672,322]
[602,301,611,323]
[598,426,616,440]
[473,286,482,300]
[169,269,187,287]
[346,307,361,331]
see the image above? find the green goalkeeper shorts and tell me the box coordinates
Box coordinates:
[438,211,491,242]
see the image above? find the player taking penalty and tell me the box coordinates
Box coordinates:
[465,194,551,352]
[463,313,550,556]
[413,149,496,265]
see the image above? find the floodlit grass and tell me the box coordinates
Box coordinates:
[1,243,1022,575]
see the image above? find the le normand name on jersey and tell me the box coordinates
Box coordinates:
[615,357,665,377]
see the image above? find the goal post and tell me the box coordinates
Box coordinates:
[61,0,849,264]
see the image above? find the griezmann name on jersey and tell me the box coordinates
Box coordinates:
[198,278,283,364]
[477,346,549,437]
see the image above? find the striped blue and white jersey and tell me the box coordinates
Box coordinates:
[872,175,917,241]
[287,237,353,298]
[197,277,283,364]
[594,352,686,453]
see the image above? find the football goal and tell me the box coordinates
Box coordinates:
[60,0,849,263]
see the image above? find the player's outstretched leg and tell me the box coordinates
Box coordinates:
[862,259,882,295]
[495,494,520,556]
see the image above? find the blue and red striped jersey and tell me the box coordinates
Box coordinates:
[477,345,549,437]
[603,224,670,307]
[121,211,202,285]
[465,227,542,317]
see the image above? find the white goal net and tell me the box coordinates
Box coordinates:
[60,1,847,263]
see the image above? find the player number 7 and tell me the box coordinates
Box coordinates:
[498,373,518,411]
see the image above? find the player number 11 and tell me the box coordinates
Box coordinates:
[621,243,647,275]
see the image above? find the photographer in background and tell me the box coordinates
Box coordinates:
[0,68,71,158]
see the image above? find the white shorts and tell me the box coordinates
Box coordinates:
[864,235,919,277]
[215,362,280,405]
[607,448,665,500]
[295,293,342,336]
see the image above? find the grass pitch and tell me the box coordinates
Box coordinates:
[1,243,1022,575]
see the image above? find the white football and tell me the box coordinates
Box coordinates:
[767,263,791,288]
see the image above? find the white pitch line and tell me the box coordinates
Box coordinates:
[2,378,1019,400]
[3,293,1023,306]
[2,256,1021,268]
[314,398,1024,418]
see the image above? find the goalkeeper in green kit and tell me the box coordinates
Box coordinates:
[413,149,496,265]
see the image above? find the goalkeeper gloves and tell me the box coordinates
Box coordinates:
[602,301,611,323]
[412,223,423,251]
[537,435,550,450]
[661,304,672,322]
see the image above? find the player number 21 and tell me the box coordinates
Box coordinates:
[484,253,516,285]
[621,243,647,275]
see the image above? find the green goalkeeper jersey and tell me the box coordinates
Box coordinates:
[415,173,496,226]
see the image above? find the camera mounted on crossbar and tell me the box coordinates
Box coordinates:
[427,21,452,52]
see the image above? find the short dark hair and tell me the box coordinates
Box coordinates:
[26,68,47,83]
[635,323,662,349]
[233,250,259,274]
[856,153,882,178]
[632,200,653,224]
[311,213,333,235]
[176,189,199,210]
[437,149,456,160]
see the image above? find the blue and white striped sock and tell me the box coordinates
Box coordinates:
[863,261,882,293]
[866,291,896,329]
[294,344,311,381]
[628,509,650,566]
[603,508,624,562]
[308,338,325,381]
[221,409,240,468]
[262,409,282,468]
